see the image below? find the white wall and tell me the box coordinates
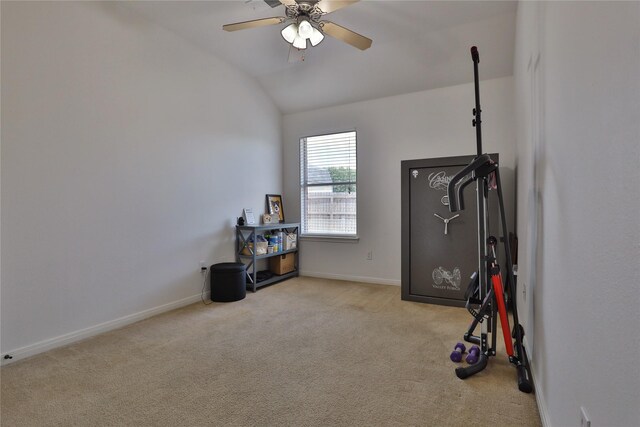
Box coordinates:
[514,2,640,426]
[283,77,515,284]
[1,2,282,359]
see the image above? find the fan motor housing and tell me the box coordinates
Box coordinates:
[284,1,323,22]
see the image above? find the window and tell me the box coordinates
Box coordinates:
[300,131,357,237]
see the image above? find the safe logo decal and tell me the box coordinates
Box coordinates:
[432,266,461,290]
[427,171,453,191]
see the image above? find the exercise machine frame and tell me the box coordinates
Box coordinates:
[446,46,533,393]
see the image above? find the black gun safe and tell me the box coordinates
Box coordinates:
[401,154,499,307]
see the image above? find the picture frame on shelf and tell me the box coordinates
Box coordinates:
[243,208,256,225]
[262,213,279,224]
[266,194,285,223]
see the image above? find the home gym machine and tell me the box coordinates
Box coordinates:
[446,46,533,393]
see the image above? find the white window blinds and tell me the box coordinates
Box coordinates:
[300,131,357,236]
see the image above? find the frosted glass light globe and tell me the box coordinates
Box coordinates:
[281,23,298,44]
[309,27,325,46]
[298,19,313,39]
[292,35,307,49]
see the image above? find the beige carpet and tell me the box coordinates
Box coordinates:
[1,277,540,426]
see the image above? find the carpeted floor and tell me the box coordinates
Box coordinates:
[1,277,541,426]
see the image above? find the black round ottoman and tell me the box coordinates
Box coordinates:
[210,263,246,302]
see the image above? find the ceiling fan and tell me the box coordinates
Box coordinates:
[222,0,372,52]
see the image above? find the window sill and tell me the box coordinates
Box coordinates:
[300,234,360,243]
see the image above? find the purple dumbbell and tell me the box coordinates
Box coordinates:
[450,342,466,362]
[466,345,480,364]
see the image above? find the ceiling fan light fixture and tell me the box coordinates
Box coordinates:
[309,26,325,46]
[292,35,307,50]
[281,23,298,44]
[223,1,373,53]
[298,18,313,39]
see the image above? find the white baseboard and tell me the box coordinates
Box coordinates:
[524,336,550,427]
[1,292,208,365]
[300,270,400,286]
[530,359,550,426]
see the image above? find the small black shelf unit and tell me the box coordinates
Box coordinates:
[235,223,300,292]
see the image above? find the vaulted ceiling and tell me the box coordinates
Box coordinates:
[124,1,517,114]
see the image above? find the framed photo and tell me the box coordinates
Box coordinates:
[266,194,285,223]
[262,213,278,224]
[243,208,256,225]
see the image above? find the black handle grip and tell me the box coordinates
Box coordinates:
[517,365,533,393]
[447,179,459,212]
[447,154,491,212]
[457,176,475,211]
[471,46,479,63]
[455,353,488,379]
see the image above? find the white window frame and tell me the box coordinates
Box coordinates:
[299,130,358,241]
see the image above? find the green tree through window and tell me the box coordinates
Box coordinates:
[328,167,356,193]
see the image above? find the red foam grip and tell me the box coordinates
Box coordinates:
[492,273,514,357]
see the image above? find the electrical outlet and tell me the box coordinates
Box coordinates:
[366,251,373,260]
[580,406,591,427]
[200,261,207,273]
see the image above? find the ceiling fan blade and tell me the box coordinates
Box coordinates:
[223,17,285,32]
[316,0,359,15]
[321,21,372,50]
[279,0,297,6]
